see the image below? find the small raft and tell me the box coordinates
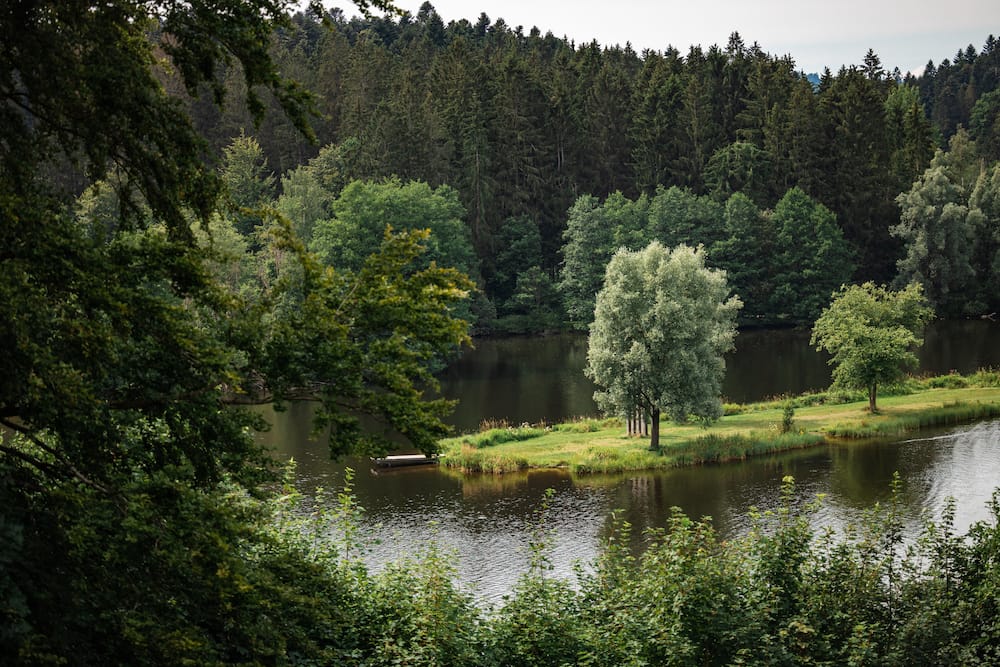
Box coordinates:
[371,454,438,468]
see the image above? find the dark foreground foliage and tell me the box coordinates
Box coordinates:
[4,461,999,666]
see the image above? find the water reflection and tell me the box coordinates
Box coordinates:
[259,410,1000,604]
[438,320,1000,431]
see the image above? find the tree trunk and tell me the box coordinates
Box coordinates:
[869,383,878,413]
[649,408,660,451]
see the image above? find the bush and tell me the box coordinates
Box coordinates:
[924,372,969,389]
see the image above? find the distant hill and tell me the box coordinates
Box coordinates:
[806,72,821,88]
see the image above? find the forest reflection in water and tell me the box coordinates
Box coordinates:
[264,405,1000,604]
[258,321,1000,602]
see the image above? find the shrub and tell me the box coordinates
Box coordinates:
[781,402,795,433]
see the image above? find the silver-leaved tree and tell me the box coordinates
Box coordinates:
[586,242,742,450]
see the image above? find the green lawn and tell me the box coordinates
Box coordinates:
[438,376,1000,474]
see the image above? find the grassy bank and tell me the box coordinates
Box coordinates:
[439,371,1000,474]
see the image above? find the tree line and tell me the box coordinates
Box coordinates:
[3,1,1000,662]
[181,4,1000,330]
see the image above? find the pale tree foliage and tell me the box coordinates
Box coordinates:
[811,282,933,413]
[586,242,741,450]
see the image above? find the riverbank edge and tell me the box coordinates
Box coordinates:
[438,375,1000,475]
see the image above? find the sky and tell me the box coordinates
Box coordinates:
[374,0,1000,75]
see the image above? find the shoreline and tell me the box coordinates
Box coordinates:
[438,372,1000,474]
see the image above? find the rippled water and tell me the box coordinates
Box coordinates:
[267,410,1000,604]
[259,322,1000,602]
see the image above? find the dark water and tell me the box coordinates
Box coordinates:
[265,414,1000,604]
[439,320,1000,431]
[259,320,1000,603]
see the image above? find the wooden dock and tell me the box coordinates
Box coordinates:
[371,454,438,468]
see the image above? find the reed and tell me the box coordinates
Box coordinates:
[825,401,1000,438]
[443,443,529,473]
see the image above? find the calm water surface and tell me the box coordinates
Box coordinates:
[439,320,1000,431]
[260,320,1000,604]
[266,415,1000,605]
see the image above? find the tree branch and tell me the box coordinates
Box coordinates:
[0,418,113,495]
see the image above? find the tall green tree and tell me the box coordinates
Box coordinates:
[769,187,855,322]
[647,185,725,249]
[969,163,1000,315]
[586,243,741,450]
[309,178,478,279]
[970,89,1000,163]
[493,214,545,305]
[710,192,776,320]
[221,133,276,238]
[629,51,685,192]
[429,36,496,253]
[559,194,617,327]
[1,1,471,660]
[892,162,977,316]
[812,282,932,412]
[703,141,774,205]
[884,85,936,194]
[819,67,896,280]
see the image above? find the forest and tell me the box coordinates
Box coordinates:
[179,4,1000,331]
[3,1,1000,664]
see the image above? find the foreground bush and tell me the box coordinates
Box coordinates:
[5,458,1000,665]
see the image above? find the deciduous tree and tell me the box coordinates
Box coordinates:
[811,282,932,412]
[586,243,741,450]
[769,187,854,321]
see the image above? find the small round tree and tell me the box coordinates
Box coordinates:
[811,282,933,413]
[586,242,742,451]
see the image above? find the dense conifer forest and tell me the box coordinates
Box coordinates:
[4,2,1000,663]
[180,4,1000,330]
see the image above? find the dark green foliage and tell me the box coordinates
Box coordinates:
[2,2,475,662]
[310,178,478,278]
[493,215,545,305]
[770,187,855,321]
[892,130,995,317]
[182,13,998,324]
[558,194,616,327]
[709,192,776,320]
[704,140,774,205]
[647,185,725,248]
[971,89,1000,163]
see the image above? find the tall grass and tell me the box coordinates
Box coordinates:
[444,443,529,473]
[825,400,1000,438]
[665,432,827,466]
[458,425,546,449]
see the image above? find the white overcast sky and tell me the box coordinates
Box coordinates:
[362,0,1000,75]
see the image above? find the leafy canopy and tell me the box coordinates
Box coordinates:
[811,282,932,412]
[0,0,475,482]
[586,242,741,449]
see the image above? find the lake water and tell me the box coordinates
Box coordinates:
[267,415,1000,605]
[260,320,1000,603]
[438,320,1000,431]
